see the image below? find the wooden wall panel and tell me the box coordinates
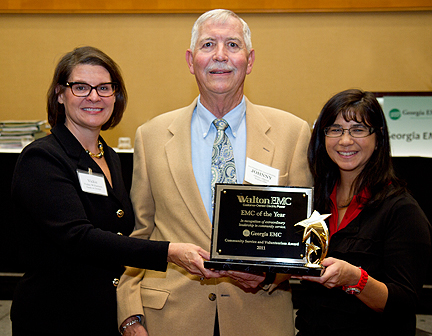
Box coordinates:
[0,0,431,13]
[1,11,431,147]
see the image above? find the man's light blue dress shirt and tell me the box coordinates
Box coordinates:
[191,96,247,222]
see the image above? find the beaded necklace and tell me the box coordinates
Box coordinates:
[85,140,104,159]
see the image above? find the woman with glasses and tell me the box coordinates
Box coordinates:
[294,89,431,336]
[10,46,218,336]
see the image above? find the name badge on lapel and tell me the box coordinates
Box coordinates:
[244,157,279,185]
[77,169,108,196]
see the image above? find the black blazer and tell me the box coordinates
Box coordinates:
[11,124,168,335]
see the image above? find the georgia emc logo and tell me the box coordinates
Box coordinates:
[389,108,401,120]
[243,229,251,237]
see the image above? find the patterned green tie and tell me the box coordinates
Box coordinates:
[211,119,237,208]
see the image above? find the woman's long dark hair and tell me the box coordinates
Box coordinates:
[308,89,406,213]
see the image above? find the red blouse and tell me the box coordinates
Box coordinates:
[329,184,371,239]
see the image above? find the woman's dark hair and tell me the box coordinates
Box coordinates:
[47,46,127,130]
[308,88,406,213]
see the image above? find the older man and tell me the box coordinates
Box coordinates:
[117,9,312,336]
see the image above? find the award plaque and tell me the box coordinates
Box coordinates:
[204,184,329,276]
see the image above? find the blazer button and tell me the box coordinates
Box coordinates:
[208,293,217,301]
[116,209,124,218]
[113,278,119,287]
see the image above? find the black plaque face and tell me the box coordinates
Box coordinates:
[204,184,322,275]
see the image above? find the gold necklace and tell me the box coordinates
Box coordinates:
[85,141,104,159]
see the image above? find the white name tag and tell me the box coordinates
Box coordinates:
[77,169,108,196]
[244,158,279,185]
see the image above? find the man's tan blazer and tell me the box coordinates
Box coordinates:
[117,97,313,335]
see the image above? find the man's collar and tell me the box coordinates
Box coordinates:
[195,95,246,139]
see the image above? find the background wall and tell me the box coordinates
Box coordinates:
[0,11,431,146]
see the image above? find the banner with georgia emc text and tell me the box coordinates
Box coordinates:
[382,96,432,158]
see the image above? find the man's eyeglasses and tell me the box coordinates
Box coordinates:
[324,125,375,138]
[64,82,117,97]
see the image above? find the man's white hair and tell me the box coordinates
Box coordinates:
[189,9,252,52]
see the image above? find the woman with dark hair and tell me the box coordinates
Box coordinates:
[294,89,431,336]
[10,46,218,336]
[47,46,127,130]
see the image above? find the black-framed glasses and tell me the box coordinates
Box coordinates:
[64,82,117,97]
[324,125,375,138]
